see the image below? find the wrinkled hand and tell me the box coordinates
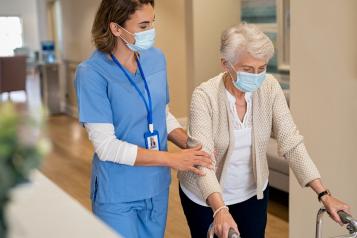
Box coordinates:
[321,195,351,225]
[214,209,239,238]
[170,145,213,176]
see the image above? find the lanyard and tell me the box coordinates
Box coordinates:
[110,54,154,132]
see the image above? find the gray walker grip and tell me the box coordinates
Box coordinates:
[316,207,357,238]
[228,228,240,238]
[207,225,240,238]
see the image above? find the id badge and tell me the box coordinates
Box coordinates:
[144,130,160,151]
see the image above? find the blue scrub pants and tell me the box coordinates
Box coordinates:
[92,188,169,238]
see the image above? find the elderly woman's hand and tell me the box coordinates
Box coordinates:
[308,179,351,225]
[321,195,351,225]
[213,209,239,238]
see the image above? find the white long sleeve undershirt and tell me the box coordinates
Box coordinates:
[84,108,182,166]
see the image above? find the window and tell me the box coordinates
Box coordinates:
[0,16,23,56]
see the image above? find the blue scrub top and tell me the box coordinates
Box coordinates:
[75,48,171,203]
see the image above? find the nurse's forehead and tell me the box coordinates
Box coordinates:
[130,5,155,23]
[138,15,155,24]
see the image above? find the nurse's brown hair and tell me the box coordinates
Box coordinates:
[92,0,154,53]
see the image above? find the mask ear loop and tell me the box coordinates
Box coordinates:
[116,23,134,35]
[227,61,238,83]
[114,24,140,60]
[116,24,135,45]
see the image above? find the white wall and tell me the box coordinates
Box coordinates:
[187,0,241,94]
[0,0,40,51]
[60,0,100,62]
[155,0,188,117]
[290,1,357,237]
[36,0,50,42]
[156,0,241,117]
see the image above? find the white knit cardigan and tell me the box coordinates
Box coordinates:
[178,73,321,201]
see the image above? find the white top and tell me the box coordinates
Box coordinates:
[85,106,182,166]
[181,89,267,206]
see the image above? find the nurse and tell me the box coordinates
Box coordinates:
[74,0,212,237]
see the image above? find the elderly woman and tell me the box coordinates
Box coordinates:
[178,23,350,238]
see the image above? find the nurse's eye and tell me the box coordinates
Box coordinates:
[139,22,153,30]
[139,20,155,30]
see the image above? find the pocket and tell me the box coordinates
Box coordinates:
[151,188,169,220]
[92,176,98,203]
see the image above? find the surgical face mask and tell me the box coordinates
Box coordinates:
[118,25,156,52]
[229,62,266,92]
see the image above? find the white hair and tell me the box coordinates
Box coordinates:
[220,22,275,64]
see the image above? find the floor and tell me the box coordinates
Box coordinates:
[4,73,289,237]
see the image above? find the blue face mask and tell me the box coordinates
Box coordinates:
[119,25,156,52]
[229,63,266,92]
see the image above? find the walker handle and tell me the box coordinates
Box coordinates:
[338,211,354,224]
[337,210,357,234]
[207,226,240,238]
[228,228,241,238]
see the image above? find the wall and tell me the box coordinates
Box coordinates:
[0,0,40,51]
[289,1,357,237]
[187,0,241,96]
[36,0,50,42]
[157,0,241,118]
[154,0,188,118]
[60,0,99,62]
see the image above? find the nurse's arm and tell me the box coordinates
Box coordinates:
[166,107,188,149]
[135,145,212,176]
[85,123,212,176]
[167,128,188,149]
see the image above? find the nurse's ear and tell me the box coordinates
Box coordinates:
[109,22,123,37]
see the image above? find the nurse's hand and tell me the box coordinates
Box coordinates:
[169,145,213,176]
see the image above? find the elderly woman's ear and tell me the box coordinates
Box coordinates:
[221,58,231,72]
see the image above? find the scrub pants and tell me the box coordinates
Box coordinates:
[179,185,269,238]
[92,188,169,238]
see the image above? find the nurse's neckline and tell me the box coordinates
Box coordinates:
[108,51,141,75]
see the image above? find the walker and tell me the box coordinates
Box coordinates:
[206,207,357,238]
[316,208,357,238]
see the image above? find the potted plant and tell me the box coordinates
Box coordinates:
[0,103,50,238]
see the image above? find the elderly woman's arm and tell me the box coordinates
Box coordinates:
[187,88,239,236]
[187,88,222,198]
[271,79,350,224]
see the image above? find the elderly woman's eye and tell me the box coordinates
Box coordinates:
[243,68,254,73]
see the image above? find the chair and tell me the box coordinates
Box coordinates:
[0,56,27,100]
